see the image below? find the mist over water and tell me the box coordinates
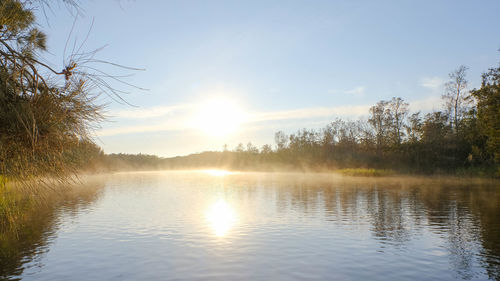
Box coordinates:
[2,171,499,281]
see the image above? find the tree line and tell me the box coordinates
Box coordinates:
[222,64,499,175]
[103,62,500,176]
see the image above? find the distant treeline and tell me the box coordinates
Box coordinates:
[95,63,500,177]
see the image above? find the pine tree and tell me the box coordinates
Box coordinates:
[0,0,103,184]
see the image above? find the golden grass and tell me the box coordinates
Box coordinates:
[0,181,36,235]
[337,168,395,177]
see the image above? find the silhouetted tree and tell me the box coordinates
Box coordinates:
[386,97,409,146]
[274,131,288,151]
[443,66,472,134]
[369,100,390,154]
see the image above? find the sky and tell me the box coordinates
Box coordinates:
[38,0,500,157]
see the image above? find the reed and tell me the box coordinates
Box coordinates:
[337,168,395,177]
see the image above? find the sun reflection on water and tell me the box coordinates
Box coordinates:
[205,199,237,237]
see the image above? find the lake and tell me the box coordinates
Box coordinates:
[1,171,499,280]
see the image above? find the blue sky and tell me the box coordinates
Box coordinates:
[39,0,500,156]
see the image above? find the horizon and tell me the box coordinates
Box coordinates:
[38,0,500,157]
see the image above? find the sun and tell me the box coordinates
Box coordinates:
[195,99,246,137]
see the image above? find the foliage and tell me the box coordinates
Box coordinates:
[471,63,500,174]
[105,153,164,171]
[0,0,123,185]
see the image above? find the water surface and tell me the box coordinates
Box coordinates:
[2,171,499,280]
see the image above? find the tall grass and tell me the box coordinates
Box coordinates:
[337,168,395,177]
[0,177,103,277]
[0,181,36,235]
[0,176,100,235]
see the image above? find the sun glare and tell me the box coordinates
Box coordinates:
[202,169,235,177]
[195,99,246,137]
[205,199,237,237]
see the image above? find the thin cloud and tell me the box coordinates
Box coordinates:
[345,86,365,95]
[110,104,193,119]
[97,96,443,137]
[97,121,189,137]
[421,77,444,91]
[248,105,369,123]
[97,104,370,137]
[409,96,443,113]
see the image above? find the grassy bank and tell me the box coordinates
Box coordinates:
[336,168,396,177]
[0,178,103,277]
[0,177,101,234]
[0,180,32,234]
